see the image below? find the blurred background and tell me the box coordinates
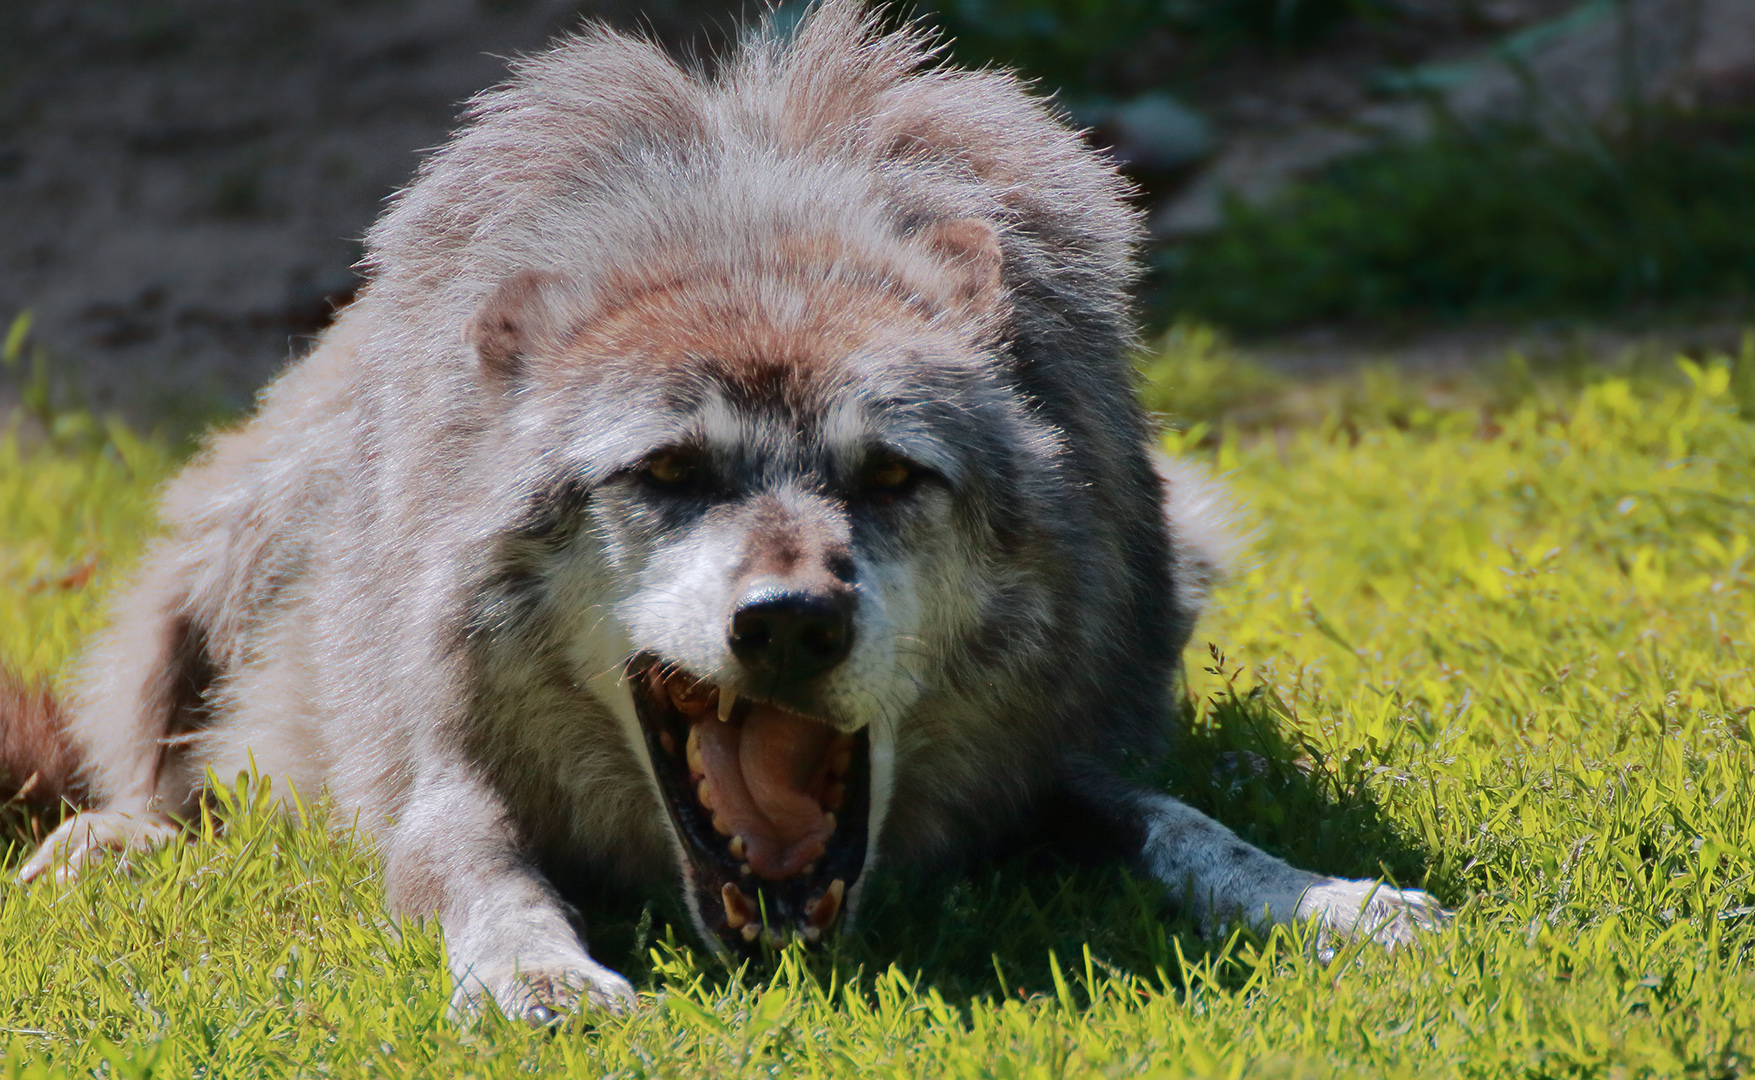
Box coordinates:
[2,0,1752,427]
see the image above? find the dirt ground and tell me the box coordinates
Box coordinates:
[0,0,738,424]
[2,0,1748,429]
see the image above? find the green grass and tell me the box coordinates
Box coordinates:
[1165,112,1755,332]
[3,340,1754,1077]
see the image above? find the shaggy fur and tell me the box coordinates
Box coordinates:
[0,667,82,807]
[8,1,1443,1020]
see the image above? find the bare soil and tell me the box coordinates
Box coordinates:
[0,0,738,425]
[3,0,1749,429]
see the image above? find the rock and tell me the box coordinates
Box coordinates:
[1107,92,1212,173]
[1154,0,1755,238]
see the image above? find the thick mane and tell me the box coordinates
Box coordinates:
[362,0,1138,346]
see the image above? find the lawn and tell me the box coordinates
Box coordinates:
[2,340,1752,1078]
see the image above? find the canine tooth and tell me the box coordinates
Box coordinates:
[741,923,761,943]
[659,730,677,756]
[697,779,714,811]
[740,863,752,877]
[823,812,837,834]
[717,687,737,722]
[721,882,752,929]
[800,925,822,944]
[714,815,736,838]
[801,862,816,876]
[824,783,845,810]
[729,835,746,859]
[805,878,845,929]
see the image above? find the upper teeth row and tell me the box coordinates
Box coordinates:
[655,669,739,723]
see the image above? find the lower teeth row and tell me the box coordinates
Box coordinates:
[720,878,844,940]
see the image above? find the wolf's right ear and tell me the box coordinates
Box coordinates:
[918,217,1005,318]
[465,269,574,381]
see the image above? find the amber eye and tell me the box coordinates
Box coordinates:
[867,459,912,488]
[643,451,698,487]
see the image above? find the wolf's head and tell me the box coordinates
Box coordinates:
[463,211,1079,948]
[369,0,1163,954]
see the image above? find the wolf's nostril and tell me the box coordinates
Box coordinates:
[729,589,855,684]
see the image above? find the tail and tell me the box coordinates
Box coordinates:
[1,665,87,809]
[1153,452,1247,652]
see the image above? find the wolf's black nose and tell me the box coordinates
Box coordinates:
[729,589,855,684]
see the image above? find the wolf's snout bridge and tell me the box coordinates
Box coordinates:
[728,588,857,684]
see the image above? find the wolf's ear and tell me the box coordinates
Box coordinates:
[919,217,1004,317]
[465,269,573,381]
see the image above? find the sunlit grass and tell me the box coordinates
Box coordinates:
[2,340,1752,1076]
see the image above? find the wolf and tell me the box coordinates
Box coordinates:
[2,1,1443,1020]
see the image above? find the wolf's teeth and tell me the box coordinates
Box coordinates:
[805,878,845,929]
[686,724,704,777]
[717,687,737,722]
[741,923,761,942]
[729,835,746,859]
[714,815,736,838]
[721,882,753,929]
[824,783,845,810]
[659,730,677,756]
[697,779,714,811]
[740,863,752,877]
[669,674,712,715]
[823,812,837,834]
[800,924,822,944]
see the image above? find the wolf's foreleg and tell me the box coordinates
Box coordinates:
[1130,788,1446,947]
[381,766,635,1022]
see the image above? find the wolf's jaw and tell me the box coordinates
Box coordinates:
[844,710,893,931]
[626,655,873,948]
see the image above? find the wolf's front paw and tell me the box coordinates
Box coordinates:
[452,955,637,1024]
[16,810,182,884]
[1297,877,1449,950]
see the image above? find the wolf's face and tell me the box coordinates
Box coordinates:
[485,232,1061,950]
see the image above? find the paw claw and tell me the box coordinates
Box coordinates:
[1297,877,1450,950]
[451,958,636,1024]
[527,1004,561,1028]
[16,810,181,884]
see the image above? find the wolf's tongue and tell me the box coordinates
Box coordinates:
[695,705,834,880]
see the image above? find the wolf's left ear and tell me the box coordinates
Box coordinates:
[919,217,1005,317]
[465,269,574,381]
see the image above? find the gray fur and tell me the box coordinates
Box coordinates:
[16,1,1442,1019]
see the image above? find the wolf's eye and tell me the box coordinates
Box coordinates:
[857,454,921,502]
[866,459,912,489]
[642,451,699,488]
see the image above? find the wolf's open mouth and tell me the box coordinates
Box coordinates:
[628,656,871,947]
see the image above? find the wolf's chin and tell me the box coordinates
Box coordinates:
[627,655,873,948]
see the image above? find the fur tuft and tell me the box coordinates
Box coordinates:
[1155,452,1248,646]
[0,666,86,809]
